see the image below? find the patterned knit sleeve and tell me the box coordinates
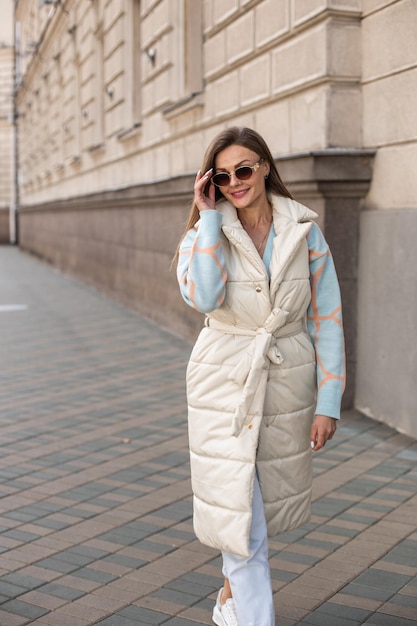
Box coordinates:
[306,223,346,419]
[177,209,227,313]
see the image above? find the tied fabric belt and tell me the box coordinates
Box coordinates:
[204,309,304,437]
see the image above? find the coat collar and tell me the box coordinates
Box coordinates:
[216,194,318,226]
[217,195,316,291]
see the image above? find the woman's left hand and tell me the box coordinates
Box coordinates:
[310,414,337,451]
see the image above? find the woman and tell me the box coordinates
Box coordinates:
[176,127,345,626]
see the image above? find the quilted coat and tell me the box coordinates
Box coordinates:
[186,196,318,557]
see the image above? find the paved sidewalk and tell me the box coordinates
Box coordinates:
[0,246,416,626]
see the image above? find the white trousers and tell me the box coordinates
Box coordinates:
[221,473,275,626]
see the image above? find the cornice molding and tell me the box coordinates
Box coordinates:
[18,148,376,213]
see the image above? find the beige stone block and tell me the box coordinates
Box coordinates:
[203,0,211,32]
[79,54,93,86]
[184,131,206,172]
[362,0,417,81]
[329,21,361,78]
[141,29,171,83]
[211,71,240,117]
[240,55,271,107]
[0,0,12,44]
[103,73,126,106]
[255,0,290,47]
[171,138,187,175]
[105,21,124,62]
[141,82,153,115]
[291,0,327,27]
[157,30,172,68]
[142,111,167,148]
[254,100,291,157]
[154,68,174,109]
[362,0,398,16]
[213,0,239,25]
[272,23,326,94]
[142,0,173,47]
[141,13,154,48]
[105,102,124,139]
[365,143,417,210]
[328,86,361,147]
[104,0,124,30]
[329,0,361,8]
[226,10,255,64]
[363,68,417,147]
[124,151,153,187]
[154,143,171,179]
[204,30,227,77]
[142,0,159,15]
[292,0,361,26]
[201,83,216,123]
[105,44,124,83]
[290,86,328,152]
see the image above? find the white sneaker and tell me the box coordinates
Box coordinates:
[212,588,239,626]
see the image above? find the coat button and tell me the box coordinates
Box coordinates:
[248,424,253,429]
[255,287,261,293]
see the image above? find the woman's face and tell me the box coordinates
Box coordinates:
[214,144,270,212]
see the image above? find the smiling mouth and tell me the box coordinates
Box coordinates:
[231,189,249,197]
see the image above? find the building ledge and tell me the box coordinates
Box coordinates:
[117,123,142,143]
[162,92,204,119]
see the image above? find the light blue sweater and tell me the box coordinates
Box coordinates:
[178,210,345,419]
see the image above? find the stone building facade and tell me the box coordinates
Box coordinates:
[14,0,417,437]
[0,0,15,242]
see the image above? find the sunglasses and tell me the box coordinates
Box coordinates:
[212,158,264,187]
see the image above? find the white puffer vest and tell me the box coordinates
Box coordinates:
[186,196,318,557]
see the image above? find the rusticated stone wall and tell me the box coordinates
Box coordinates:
[19,150,374,409]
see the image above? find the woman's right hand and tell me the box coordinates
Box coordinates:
[194,169,216,212]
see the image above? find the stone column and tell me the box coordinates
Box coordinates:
[277,150,375,409]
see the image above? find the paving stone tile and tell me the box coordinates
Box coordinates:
[18,590,68,610]
[118,605,169,624]
[0,572,46,592]
[102,553,147,570]
[31,610,91,625]
[1,248,417,625]
[95,616,148,626]
[381,592,417,611]
[364,615,417,625]
[71,567,119,584]
[0,598,49,619]
[278,550,321,567]
[0,609,30,625]
[34,558,80,575]
[165,617,203,626]
[39,582,86,601]
[51,549,97,567]
[0,580,29,599]
[352,568,413,592]
[309,601,374,623]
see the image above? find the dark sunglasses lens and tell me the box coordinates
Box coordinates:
[235,166,253,181]
[212,173,230,186]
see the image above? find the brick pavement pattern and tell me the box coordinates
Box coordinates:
[0,246,416,626]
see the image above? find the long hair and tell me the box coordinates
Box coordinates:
[173,126,292,264]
